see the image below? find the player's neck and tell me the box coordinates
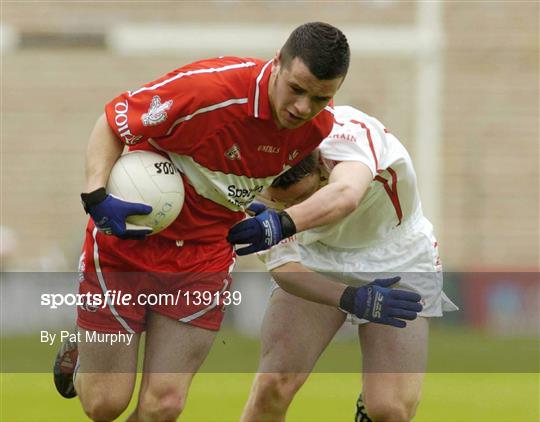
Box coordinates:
[267,72,283,130]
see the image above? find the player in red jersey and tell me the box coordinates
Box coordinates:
[53,22,350,421]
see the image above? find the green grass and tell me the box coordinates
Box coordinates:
[1,325,538,421]
[1,373,538,421]
[2,325,538,373]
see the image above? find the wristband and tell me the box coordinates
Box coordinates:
[278,211,297,238]
[339,286,357,314]
[80,187,107,213]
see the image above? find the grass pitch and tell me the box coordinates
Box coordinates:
[1,325,538,421]
[1,373,538,421]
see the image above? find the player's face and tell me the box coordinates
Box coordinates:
[268,55,343,129]
[266,172,321,208]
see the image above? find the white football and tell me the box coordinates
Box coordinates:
[106,150,184,234]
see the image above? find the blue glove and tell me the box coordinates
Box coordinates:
[227,202,296,256]
[245,201,268,216]
[339,277,423,328]
[81,188,153,240]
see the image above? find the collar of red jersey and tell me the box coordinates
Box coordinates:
[248,59,273,120]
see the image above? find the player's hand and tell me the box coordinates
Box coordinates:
[339,277,423,328]
[81,188,153,240]
[227,203,296,256]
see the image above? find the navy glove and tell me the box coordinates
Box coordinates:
[81,188,153,240]
[227,202,296,256]
[245,201,268,216]
[339,277,423,328]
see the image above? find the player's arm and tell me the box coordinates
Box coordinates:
[284,160,372,232]
[271,262,423,328]
[227,160,373,255]
[80,114,152,239]
[82,60,227,238]
[272,261,346,306]
[85,114,124,192]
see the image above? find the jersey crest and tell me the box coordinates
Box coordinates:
[141,95,173,127]
[225,144,242,160]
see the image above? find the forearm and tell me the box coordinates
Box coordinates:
[284,182,358,232]
[271,262,347,307]
[284,162,373,233]
[85,114,124,192]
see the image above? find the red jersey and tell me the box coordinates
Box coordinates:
[104,56,334,242]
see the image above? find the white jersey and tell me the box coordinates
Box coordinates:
[298,105,423,249]
[260,106,458,318]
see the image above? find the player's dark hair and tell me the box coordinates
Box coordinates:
[280,22,350,80]
[271,152,319,189]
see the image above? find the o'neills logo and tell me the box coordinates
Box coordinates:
[114,100,143,145]
[258,145,280,154]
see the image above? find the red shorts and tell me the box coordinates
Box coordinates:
[77,222,235,333]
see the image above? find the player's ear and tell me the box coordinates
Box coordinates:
[271,51,281,73]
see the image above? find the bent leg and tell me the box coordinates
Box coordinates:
[128,312,217,422]
[242,289,346,422]
[359,317,429,422]
[75,328,140,422]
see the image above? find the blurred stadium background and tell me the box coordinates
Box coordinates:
[1,1,538,421]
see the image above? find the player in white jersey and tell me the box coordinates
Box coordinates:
[241,105,457,422]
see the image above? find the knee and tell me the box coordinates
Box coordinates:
[138,385,186,421]
[251,373,306,411]
[365,395,419,422]
[81,391,129,422]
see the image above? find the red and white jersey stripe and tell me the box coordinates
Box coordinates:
[104,56,334,242]
[300,105,424,248]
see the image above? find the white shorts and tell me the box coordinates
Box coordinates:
[262,215,458,323]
